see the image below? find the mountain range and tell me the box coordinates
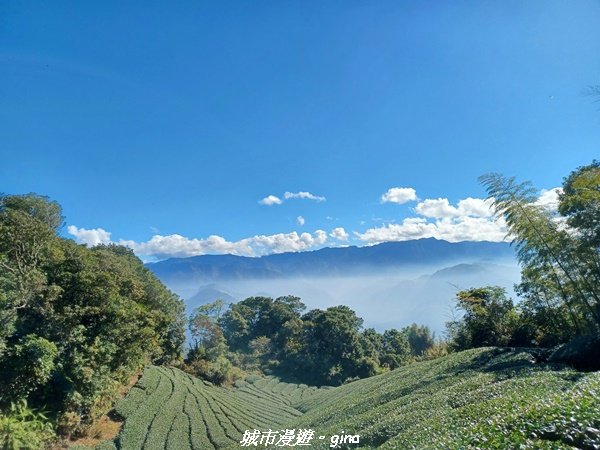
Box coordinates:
[146,238,515,285]
[146,239,519,333]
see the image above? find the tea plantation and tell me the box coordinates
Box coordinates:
[108,367,309,449]
[95,348,599,449]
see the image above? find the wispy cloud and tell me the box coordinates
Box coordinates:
[259,191,325,206]
[296,216,305,226]
[380,187,417,204]
[284,191,326,202]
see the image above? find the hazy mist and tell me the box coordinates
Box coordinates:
[166,260,521,337]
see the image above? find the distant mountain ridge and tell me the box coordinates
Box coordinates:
[146,238,514,284]
[187,283,238,305]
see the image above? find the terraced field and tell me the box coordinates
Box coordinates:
[234,374,332,407]
[291,348,600,449]
[108,367,312,450]
[97,348,600,449]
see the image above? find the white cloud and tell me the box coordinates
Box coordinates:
[66,190,520,261]
[536,187,562,211]
[457,197,495,218]
[284,191,326,202]
[118,234,253,259]
[330,227,349,241]
[259,195,283,206]
[414,197,495,219]
[414,198,459,218]
[259,191,326,206]
[314,230,328,244]
[380,187,417,204]
[239,230,328,255]
[67,225,112,246]
[70,226,332,259]
[356,215,508,244]
[364,194,505,243]
[359,189,560,245]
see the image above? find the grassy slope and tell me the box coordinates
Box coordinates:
[106,348,600,450]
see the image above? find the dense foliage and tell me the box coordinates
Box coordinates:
[186,296,435,386]
[0,401,54,450]
[447,286,522,351]
[0,194,185,441]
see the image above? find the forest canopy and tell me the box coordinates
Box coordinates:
[0,193,185,438]
[186,295,437,386]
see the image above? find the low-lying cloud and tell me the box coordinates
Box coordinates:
[174,262,521,336]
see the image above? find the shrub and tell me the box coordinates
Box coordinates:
[0,400,55,449]
[0,335,57,403]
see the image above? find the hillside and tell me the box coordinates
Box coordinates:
[100,348,599,449]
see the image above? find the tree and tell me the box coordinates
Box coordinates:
[219,296,305,353]
[0,194,62,310]
[480,172,600,333]
[189,299,227,361]
[296,305,367,385]
[0,194,61,390]
[447,286,520,350]
[359,328,384,362]
[404,323,435,357]
[0,335,57,400]
[358,328,411,370]
[380,329,411,369]
[0,194,186,437]
[559,160,600,250]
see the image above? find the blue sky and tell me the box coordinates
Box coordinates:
[2,1,600,260]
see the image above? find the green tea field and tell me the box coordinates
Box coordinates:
[95,348,600,449]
